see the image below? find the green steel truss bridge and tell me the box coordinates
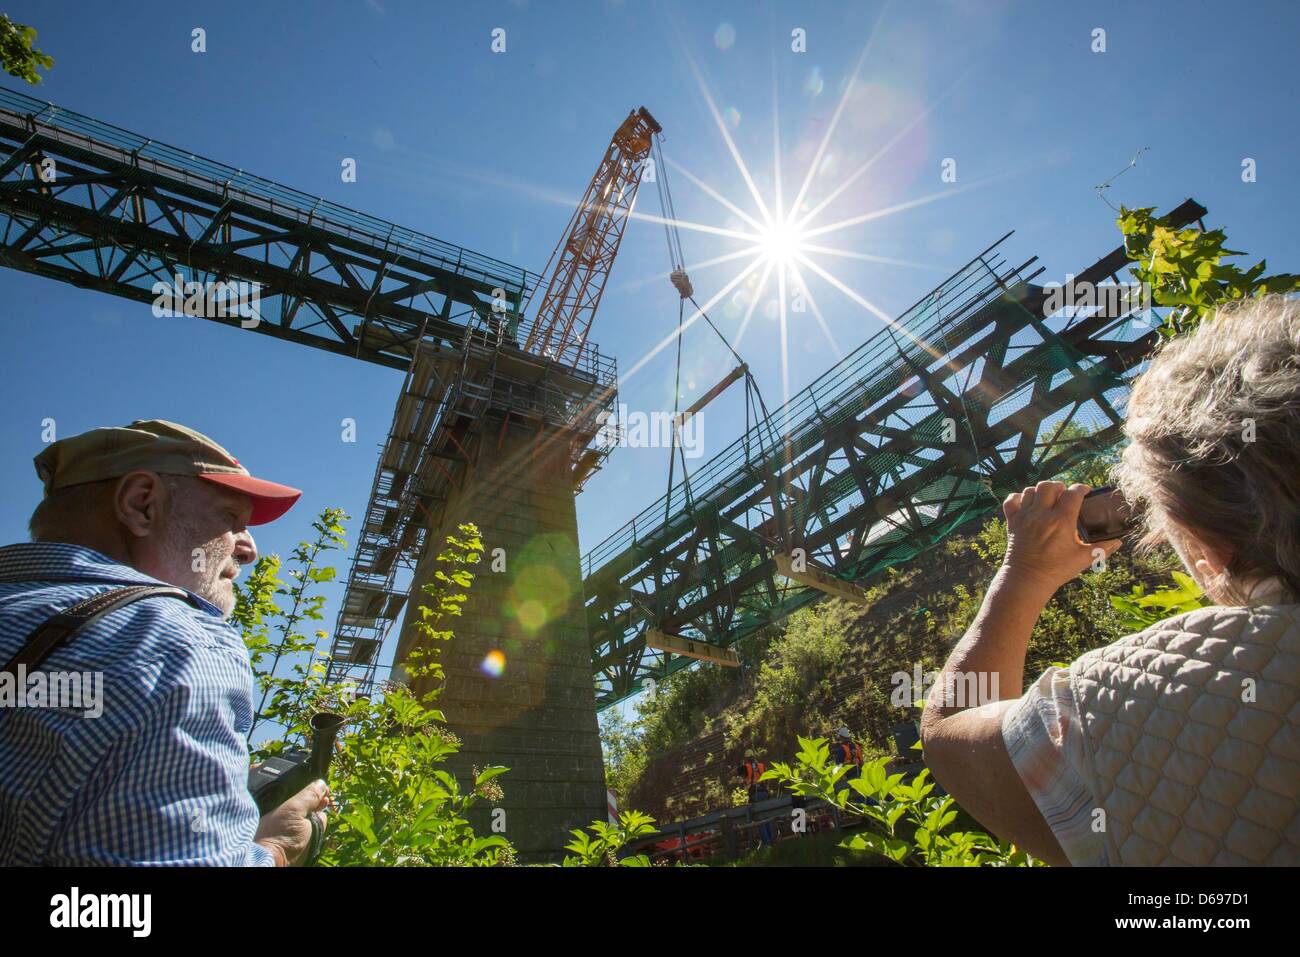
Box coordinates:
[0,86,552,368]
[581,198,1206,708]
[0,85,1204,710]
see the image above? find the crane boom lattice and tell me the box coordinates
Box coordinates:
[523,107,661,367]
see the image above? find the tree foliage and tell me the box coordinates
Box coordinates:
[764,736,1039,867]
[1119,204,1300,337]
[237,512,634,866]
[0,15,52,84]
[562,810,657,867]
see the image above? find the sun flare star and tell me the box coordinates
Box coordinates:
[609,15,983,416]
[755,218,806,267]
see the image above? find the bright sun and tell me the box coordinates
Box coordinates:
[757,218,805,265]
[612,26,957,411]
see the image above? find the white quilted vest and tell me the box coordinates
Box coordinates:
[1068,598,1300,865]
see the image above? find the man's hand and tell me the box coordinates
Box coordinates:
[254,779,330,867]
[1002,481,1121,596]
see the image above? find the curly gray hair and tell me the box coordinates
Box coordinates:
[1114,294,1300,603]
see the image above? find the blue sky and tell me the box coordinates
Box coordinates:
[1,1,1296,722]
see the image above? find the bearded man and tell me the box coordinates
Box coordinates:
[0,419,327,866]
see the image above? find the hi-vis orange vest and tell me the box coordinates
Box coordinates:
[834,741,862,767]
[743,759,765,784]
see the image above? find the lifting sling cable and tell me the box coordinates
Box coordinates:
[663,294,688,528]
[655,133,779,529]
[653,136,685,274]
[656,149,799,567]
[653,133,782,641]
[657,131,699,533]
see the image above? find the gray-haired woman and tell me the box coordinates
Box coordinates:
[921,294,1299,866]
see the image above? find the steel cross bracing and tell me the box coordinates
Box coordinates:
[0,86,544,369]
[582,201,1207,710]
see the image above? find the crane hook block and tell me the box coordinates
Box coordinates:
[669,267,693,300]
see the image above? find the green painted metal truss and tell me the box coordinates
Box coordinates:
[582,200,1207,710]
[0,85,555,372]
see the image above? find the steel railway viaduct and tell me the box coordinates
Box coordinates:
[0,85,1205,856]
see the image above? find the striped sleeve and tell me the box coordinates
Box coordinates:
[46,625,276,866]
[1000,666,1109,866]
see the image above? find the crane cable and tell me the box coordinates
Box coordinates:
[652,135,686,273]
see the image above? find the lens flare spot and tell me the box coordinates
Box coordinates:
[803,66,824,97]
[714,23,736,50]
[723,106,741,129]
[505,535,577,636]
[515,598,549,632]
[480,649,506,678]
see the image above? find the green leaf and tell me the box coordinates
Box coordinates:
[475,766,509,786]
[343,804,378,845]
[844,831,910,863]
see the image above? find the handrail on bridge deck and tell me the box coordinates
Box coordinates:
[623,791,854,865]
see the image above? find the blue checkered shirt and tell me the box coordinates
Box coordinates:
[0,542,275,866]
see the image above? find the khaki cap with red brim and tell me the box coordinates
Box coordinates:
[33,419,302,526]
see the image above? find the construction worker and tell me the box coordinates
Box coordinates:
[738,748,765,800]
[736,748,774,847]
[831,726,863,782]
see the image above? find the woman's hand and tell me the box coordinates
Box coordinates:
[1001,481,1121,595]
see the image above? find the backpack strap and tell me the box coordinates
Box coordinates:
[0,585,201,678]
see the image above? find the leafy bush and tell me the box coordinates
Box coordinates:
[236,514,513,866]
[631,654,741,756]
[1109,570,1210,631]
[764,737,1040,867]
[745,601,853,739]
[561,810,657,867]
[0,15,52,84]
[237,509,347,748]
[1118,205,1300,337]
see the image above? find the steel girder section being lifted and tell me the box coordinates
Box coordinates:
[0,86,538,369]
[583,201,1208,709]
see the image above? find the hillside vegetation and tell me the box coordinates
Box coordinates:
[601,513,1183,824]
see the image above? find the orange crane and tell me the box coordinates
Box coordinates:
[523,106,662,367]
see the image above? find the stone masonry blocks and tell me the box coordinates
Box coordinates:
[392,415,606,861]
